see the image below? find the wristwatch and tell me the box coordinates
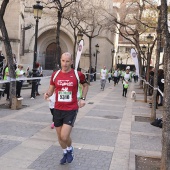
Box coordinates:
[81,97,86,100]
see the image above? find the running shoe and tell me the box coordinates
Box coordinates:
[60,153,67,165]
[67,147,74,163]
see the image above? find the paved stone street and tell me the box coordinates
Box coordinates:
[0,77,162,170]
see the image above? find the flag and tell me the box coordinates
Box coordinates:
[130,48,139,76]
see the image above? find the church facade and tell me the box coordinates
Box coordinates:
[0,0,115,73]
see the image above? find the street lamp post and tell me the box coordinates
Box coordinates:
[117,56,120,68]
[94,44,99,81]
[141,45,147,76]
[111,48,115,72]
[77,30,83,43]
[144,34,154,102]
[120,58,122,69]
[126,55,130,67]
[31,1,43,99]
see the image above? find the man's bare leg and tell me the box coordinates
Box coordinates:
[56,124,72,148]
[56,124,74,164]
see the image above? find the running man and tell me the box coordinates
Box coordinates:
[100,66,108,90]
[44,52,88,165]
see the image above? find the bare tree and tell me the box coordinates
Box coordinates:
[76,1,106,83]
[0,0,16,108]
[45,0,78,69]
[105,0,158,102]
[63,1,85,66]
[150,5,162,122]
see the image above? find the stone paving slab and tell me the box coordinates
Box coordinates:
[72,128,118,147]
[75,117,121,132]
[103,95,126,100]
[100,99,126,105]
[0,110,16,118]
[86,109,123,118]
[132,108,151,114]
[0,157,32,169]
[131,122,162,134]
[130,134,162,151]
[92,105,125,111]
[132,101,149,107]
[0,139,22,157]
[14,112,52,123]
[29,145,113,170]
[0,121,46,137]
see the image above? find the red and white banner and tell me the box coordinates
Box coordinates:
[130,48,139,76]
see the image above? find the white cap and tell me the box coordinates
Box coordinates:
[126,66,130,70]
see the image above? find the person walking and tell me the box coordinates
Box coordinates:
[31,62,41,99]
[46,90,56,129]
[16,65,25,98]
[122,66,131,97]
[44,52,88,165]
[3,64,10,100]
[157,69,164,106]
[108,71,112,83]
[113,68,119,86]
[100,66,108,90]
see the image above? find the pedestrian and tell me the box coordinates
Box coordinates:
[44,52,88,165]
[108,71,112,83]
[30,62,41,99]
[157,69,164,106]
[3,64,10,100]
[38,64,43,85]
[113,68,119,86]
[13,54,17,70]
[0,52,5,76]
[122,66,131,97]
[46,90,56,129]
[16,65,25,98]
[100,66,108,90]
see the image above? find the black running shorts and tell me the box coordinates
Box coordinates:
[53,109,78,127]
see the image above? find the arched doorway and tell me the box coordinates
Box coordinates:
[45,42,57,70]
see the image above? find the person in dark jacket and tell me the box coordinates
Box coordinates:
[157,69,164,106]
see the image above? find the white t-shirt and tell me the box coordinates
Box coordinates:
[114,70,118,77]
[108,72,112,78]
[48,93,56,109]
[20,70,25,79]
[100,69,108,80]
[123,73,130,84]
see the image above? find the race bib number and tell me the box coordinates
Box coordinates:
[58,91,72,102]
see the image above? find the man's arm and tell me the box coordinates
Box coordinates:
[44,85,55,100]
[79,82,88,108]
[81,82,88,99]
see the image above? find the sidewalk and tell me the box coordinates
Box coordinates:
[0,78,162,170]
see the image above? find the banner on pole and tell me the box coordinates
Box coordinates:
[75,40,84,70]
[130,48,139,76]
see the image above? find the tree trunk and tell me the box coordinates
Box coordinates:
[73,29,77,68]
[56,10,62,69]
[0,0,16,108]
[150,6,161,122]
[144,50,151,103]
[88,37,92,85]
[161,0,170,169]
